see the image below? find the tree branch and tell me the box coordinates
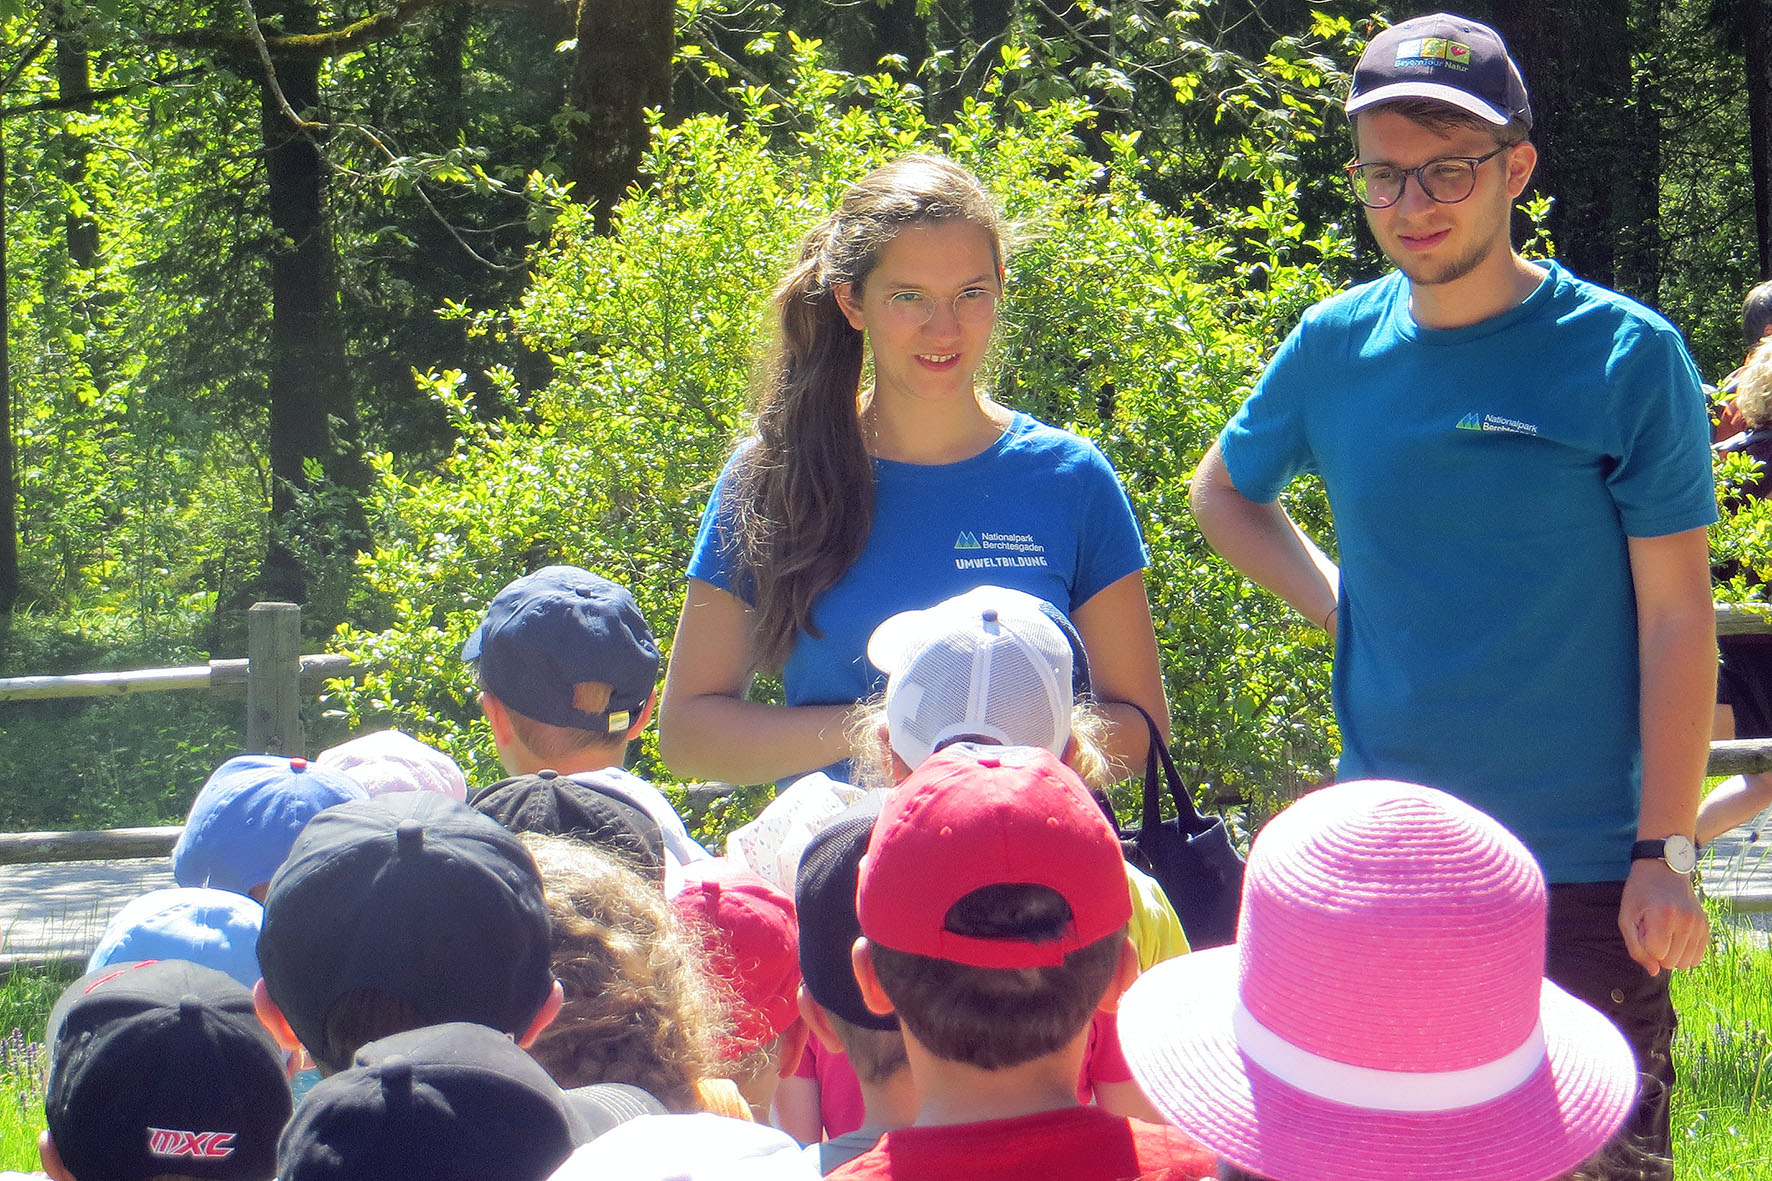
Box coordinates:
[149,0,558,63]
[0,65,207,119]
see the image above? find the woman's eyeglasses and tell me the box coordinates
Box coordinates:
[879,287,1000,328]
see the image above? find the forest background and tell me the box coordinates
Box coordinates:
[1,0,1770,834]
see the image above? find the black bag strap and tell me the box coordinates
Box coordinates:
[1126,702,1216,838]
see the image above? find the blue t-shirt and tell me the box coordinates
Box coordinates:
[688,412,1149,713]
[1221,261,1716,883]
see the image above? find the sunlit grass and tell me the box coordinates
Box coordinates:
[0,964,60,1173]
[1671,899,1772,1178]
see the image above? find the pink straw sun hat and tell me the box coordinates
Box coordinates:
[1118,780,1637,1181]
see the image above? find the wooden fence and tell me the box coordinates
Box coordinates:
[0,601,350,754]
[0,603,1768,875]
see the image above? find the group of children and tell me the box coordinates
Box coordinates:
[0,559,1668,1181]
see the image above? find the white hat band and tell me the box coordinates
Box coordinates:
[1232,1000,1547,1113]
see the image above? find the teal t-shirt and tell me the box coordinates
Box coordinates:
[688,411,1148,712]
[1221,262,1716,882]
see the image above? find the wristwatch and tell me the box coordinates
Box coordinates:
[1630,835,1698,875]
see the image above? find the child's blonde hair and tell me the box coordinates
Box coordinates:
[520,834,728,1111]
[847,696,1114,791]
[1734,334,1772,430]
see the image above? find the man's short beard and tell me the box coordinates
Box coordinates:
[1387,231,1499,288]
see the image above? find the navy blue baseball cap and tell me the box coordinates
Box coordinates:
[277,1023,600,1181]
[257,793,555,1069]
[462,566,659,734]
[1347,13,1532,130]
[794,796,896,1032]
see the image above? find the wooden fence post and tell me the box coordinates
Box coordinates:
[246,602,302,755]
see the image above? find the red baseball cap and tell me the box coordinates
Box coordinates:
[671,859,802,1059]
[857,744,1131,969]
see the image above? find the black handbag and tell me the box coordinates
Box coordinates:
[1117,703,1246,950]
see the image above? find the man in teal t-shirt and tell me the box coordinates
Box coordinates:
[1190,14,1715,1169]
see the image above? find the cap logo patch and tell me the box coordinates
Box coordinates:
[1394,37,1472,70]
[147,1128,237,1159]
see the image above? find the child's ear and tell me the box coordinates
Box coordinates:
[851,938,896,1017]
[797,986,846,1054]
[775,1016,810,1079]
[1095,937,1142,1014]
[479,691,517,747]
[252,979,302,1053]
[40,1131,74,1181]
[626,690,658,741]
[517,980,566,1047]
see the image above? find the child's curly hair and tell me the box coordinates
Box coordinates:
[1735,334,1772,430]
[520,834,731,1111]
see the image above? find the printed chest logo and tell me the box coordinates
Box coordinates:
[953,530,1050,571]
[148,1128,238,1159]
[1455,411,1539,437]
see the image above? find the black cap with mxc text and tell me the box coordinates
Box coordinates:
[1347,13,1532,130]
[45,959,292,1181]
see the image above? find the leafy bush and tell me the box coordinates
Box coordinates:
[331,35,1352,817]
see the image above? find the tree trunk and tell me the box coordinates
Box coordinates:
[1488,0,1638,291]
[565,0,672,231]
[1613,0,1663,300]
[866,0,931,77]
[55,7,98,270]
[0,127,17,616]
[258,28,370,602]
[1749,0,1772,278]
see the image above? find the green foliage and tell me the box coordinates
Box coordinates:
[0,962,75,1173]
[1670,907,1772,1175]
[332,37,1349,810]
[1649,0,1760,381]
[0,608,249,830]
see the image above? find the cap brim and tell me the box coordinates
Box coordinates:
[564,1083,668,1141]
[1346,82,1510,126]
[866,606,928,676]
[1118,951,1638,1181]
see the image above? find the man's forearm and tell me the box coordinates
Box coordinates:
[1189,442,1339,631]
[1636,608,1716,841]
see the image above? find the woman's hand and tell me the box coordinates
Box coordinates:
[657,579,853,785]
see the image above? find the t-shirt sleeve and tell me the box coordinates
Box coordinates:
[1218,319,1317,505]
[685,451,749,598]
[1072,439,1151,606]
[1604,324,1719,538]
[1083,1010,1134,1086]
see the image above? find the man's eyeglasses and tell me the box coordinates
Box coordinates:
[1344,146,1511,209]
[879,287,1000,328]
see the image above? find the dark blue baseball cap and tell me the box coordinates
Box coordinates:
[1347,13,1532,130]
[462,566,659,734]
[276,1022,599,1181]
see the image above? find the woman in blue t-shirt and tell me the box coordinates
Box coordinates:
[657,154,1167,786]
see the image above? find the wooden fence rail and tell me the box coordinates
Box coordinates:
[0,601,352,754]
[0,603,1767,868]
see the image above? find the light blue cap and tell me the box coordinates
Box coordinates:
[86,887,266,989]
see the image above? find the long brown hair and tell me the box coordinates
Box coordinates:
[730,154,1006,669]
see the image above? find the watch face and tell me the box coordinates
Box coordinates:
[1664,834,1698,874]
